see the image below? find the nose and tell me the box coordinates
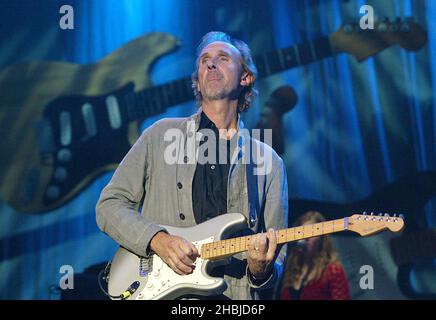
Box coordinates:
[206,59,216,70]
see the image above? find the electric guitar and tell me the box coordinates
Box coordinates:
[0,19,427,213]
[105,212,404,300]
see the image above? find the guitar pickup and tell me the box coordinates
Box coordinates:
[33,119,55,157]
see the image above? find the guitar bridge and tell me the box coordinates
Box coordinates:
[139,256,153,277]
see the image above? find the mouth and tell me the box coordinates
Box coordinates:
[206,73,223,82]
[207,78,222,83]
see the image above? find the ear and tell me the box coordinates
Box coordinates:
[240,72,254,87]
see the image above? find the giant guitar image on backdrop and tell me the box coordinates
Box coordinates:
[103,212,404,300]
[0,18,427,213]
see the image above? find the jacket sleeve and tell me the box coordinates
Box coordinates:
[95,126,166,258]
[247,157,289,290]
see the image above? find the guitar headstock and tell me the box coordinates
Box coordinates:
[330,17,428,62]
[347,212,405,236]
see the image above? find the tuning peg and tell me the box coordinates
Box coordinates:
[363,212,367,215]
[399,214,405,220]
[389,18,401,32]
[377,17,389,32]
[384,213,390,217]
[400,22,410,33]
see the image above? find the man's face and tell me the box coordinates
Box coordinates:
[197,41,246,102]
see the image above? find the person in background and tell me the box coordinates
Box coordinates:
[280,211,350,300]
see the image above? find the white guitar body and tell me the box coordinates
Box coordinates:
[107,213,247,300]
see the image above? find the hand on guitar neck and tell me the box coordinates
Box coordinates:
[247,228,278,280]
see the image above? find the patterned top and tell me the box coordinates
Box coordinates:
[280,262,350,300]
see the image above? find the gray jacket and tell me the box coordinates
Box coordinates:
[96,109,289,300]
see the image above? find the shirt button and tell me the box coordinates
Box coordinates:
[177,182,183,189]
[183,156,189,163]
[179,213,185,220]
[210,165,216,170]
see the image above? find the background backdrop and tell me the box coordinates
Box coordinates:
[0,0,435,299]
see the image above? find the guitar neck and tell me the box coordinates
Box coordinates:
[201,217,346,260]
[127,36,333,122]
[255,35,333,77]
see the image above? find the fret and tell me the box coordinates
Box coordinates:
[255,57,266,78]
[313,222,322,236]
[160,84,170,108]
[149,89,159,115]
[138,90,147,118]
[295,226,303,240]
[174,79,183,104]
[304,224,313,238]
[183,78,193,100]
[262,53,271,77]
[296,42,315,65]
[280,46,298,70]
[293,45,302,66]
[123,91,137,121]
[310,41,317,61]
[277,48,286,72]
[278,229,286,242]
[167,81,176,106]
[265,50,283,76]
[151,88,162,115]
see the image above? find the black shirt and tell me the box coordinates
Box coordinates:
[192,112,235,224]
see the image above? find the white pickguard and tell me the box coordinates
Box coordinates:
[135,236,222,300]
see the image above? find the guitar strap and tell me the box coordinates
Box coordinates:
[245,148,262,231]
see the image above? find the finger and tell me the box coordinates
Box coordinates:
[248,235,259,253]
[173,257,195,274]
[180,240,199,259]
[176,248,197,268]
[266,228,277,260]
[169,259,188,275]
[256,233,268,254]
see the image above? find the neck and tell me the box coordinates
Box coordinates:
[201,100,238,134]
